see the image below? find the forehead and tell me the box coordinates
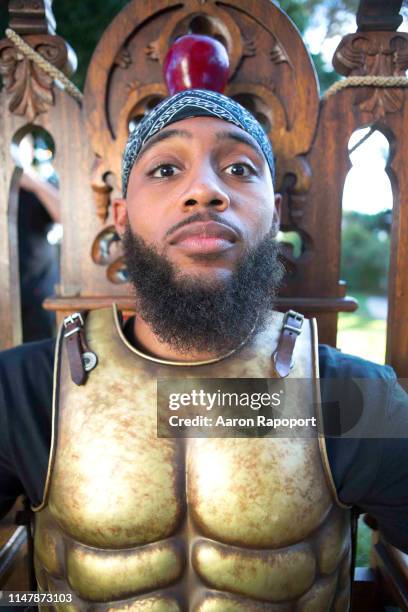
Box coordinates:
[149,115,250,137]
[137,116,265,158]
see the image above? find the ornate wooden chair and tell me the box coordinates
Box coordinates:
[0,0,407,606]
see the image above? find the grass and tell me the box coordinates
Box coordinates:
[337,293,387,566]
[337,292,387,365]
[356,517,372,567]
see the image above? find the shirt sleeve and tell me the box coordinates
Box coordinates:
[0,382,24,517]
[0,338,55,517]
[319,344,408,554]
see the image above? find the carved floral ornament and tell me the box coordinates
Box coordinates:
[144,3,245,77]
[333,31,408,116]
[0,33,72,121]
[143,2,291,77]
[91,225,127,284]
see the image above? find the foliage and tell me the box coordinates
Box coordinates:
[0,5,6,31]
[337,293,387,365]
[276,0,318,34]
[53,1,128,89]
[277,0,359,36]
[310,52,339,90]
[341,211,391,294]
[356,517,373,567]
[277,0,360,91]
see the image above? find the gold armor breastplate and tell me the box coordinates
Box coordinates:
[33,307,352,611]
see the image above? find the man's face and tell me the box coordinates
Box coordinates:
[114,116,280,283]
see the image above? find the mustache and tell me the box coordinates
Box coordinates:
[164,211,243,240]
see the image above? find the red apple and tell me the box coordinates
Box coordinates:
[164,34,229,95]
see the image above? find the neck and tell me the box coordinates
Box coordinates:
[132,315,234,363]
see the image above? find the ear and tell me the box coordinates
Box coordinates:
[271,193,282,237]
[112,198,127,236]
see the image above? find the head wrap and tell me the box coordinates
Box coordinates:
[122,89,275,196]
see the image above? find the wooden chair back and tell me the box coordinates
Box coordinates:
[0,0,407,379]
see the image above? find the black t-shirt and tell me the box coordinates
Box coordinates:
[0,330,407,552]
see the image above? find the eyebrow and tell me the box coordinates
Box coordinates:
[135,126,264,164]
[215,130,264,159]
[137,129,192,163]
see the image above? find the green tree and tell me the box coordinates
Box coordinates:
[278,0,360,36]
[341,211,391,294]
[53,1,128,89]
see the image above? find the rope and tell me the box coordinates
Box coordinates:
[5,28,83,103]
[324,75,408,99]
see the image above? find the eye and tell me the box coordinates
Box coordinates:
[151,164,181,178]
[224,163,254,177]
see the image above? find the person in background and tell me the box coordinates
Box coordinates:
[17,135,60,341]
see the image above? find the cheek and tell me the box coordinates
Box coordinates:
[126,185,160,238]
[126,190,180,251]
[126,213,158,249]
[236,191,275,238]
[255,195,275,220]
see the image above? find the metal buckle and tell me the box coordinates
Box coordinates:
[283,310,304,335]
[63,312,84,328]
[63,312,84,337]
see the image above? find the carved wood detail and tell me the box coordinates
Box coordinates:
[356,0,403,32]
[0,34,73,121]
[8,0,56,35]
[0,0,77,121]
[242,35,256,58]
[90,158,114,223]
[91,226,127,284]
[114,47,132,69]
[144,5,244,77]
[270,38,290,66]
[333,32,408,116]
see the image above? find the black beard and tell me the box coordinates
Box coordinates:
[122,221,285,354]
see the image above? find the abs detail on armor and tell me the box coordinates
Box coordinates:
[33,306,352,611]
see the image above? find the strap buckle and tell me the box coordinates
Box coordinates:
[62,311,98,385]
[64,312,84,327]
[282,309,304,335]
[63,312,84,337]
[64,312,84,329]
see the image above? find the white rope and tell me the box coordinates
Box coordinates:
[324,75,408,99]
[5,28,83,103]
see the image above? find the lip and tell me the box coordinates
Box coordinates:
[168,221,238,254]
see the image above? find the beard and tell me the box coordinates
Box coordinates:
[122,220,285,354]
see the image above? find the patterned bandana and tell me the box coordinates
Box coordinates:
[122,89,275,196]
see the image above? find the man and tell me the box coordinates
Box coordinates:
[0,89,407,610]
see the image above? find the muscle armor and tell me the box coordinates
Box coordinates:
[33,307,352,611]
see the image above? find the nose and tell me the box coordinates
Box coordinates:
[182,166,230,212]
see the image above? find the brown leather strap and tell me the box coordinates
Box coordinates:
[64,312,97,386]
[272,310,304,378]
